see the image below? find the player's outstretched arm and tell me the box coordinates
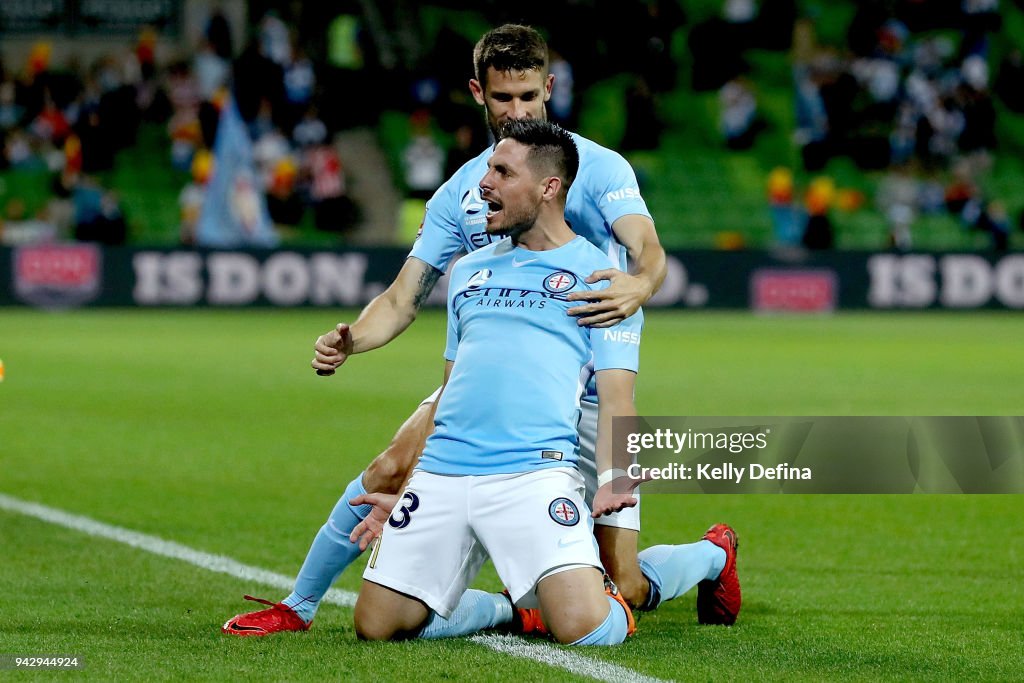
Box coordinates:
[567,214,666,327]
[312,257,442,375]
[592,368,641,517]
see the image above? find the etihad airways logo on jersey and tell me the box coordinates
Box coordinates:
[603,329,641,345]
[456,271,580,308]
[455,287,566,309]
[605,187,643,203]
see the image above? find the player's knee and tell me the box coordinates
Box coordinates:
[363,450,407,494]
[549,614,608,644]
[544,598,610,644]
[354,604,401,641]
[355,615,425,642]
[354,618,392,641]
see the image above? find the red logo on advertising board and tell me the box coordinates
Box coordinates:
[13,244,102,308]
[751,269,837,312]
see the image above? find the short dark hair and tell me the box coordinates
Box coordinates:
[473,24,548,88]
[497,119,578,194]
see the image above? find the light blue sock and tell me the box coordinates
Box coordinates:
[282,474,373,623]
[571,595,628,645]
[637,540,726,611]
[418,590,514,640]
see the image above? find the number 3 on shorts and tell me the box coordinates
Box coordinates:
[388,491,420,530]
[369,491,421,569]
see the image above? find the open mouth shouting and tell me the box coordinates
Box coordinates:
[485,198,503,222]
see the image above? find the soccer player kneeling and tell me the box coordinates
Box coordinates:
[353,119,639,645]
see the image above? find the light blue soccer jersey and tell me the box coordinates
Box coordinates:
[408,132,651,403]
[417,236,644,476]
[409,133,651,273]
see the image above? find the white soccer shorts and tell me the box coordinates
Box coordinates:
[420,389,641,531]
[363,467,602,618]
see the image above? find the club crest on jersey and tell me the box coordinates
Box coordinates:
[543,271,577,294]
[467,269,492,289]
[461,188,485,215]
[548,498,580,526]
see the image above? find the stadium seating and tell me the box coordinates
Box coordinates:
[3,1,1023,250]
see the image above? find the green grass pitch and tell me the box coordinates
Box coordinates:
[1,309,1022,680]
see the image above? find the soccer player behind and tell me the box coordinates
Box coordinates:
[223,24,739,637]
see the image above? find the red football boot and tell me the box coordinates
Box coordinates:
[697,524,741,625]
[222,595,311,636]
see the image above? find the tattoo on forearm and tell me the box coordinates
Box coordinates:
[413,268,442,309]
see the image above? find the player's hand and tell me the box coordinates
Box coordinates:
[591,481,638,518]
[348,492,399,551]
[566,269,651,328]
[312,323,354,376]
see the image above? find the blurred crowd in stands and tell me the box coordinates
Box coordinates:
[791,1,1014,251]
[172,9,354,245]
[2,0,1022,251]
[0,40,136,245]
[0,8,356,247]
[693,0,1021,250]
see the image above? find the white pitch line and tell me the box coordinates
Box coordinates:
[470,634,668,683]
[0,492,356,607]
[0,493,670,683]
